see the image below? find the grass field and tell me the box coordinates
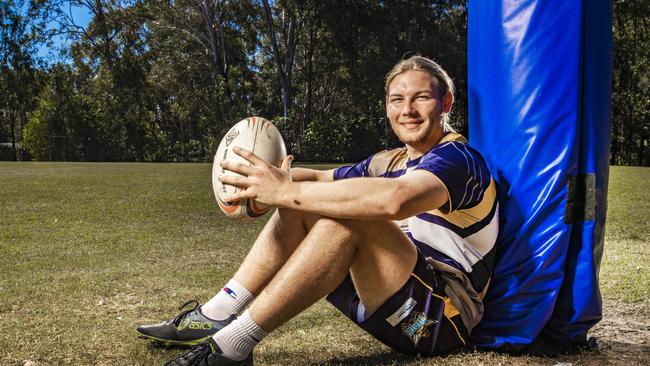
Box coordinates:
[1,162,648,365]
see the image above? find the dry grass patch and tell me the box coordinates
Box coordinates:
[1,163,648,365]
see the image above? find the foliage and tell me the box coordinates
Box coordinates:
[22,96,50,160]
[24,64,99,160]
[0,1,647,164]
[0,0,46,161]
[612,0,650,166]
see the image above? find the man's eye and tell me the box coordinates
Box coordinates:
[416,96,430,101]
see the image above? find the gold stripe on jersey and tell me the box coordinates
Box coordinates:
[426,179,498,229]
[438,132,468,144]
[444,297,461,318]
[367,148,408,177]
[366,133,466,179]
[418,132,470,215]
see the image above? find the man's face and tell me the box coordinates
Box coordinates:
[386,70,448,149]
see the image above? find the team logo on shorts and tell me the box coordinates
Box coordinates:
[401,311,437,346]
[386,297,417,326]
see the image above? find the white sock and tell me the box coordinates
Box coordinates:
[201,279,253,321]
[212,310,268,361]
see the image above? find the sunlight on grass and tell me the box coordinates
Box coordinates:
[599,166,650,303]
[1,163,647,365]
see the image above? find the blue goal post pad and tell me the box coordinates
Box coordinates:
[467,0,612,349]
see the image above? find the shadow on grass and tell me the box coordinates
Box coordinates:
[309,350,418,365]
[149,343,418,365]
[139,340,650,365]
[146,343,190,351]
[591,341,650,363]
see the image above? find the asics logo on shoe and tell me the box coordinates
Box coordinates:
[177,318,214,331]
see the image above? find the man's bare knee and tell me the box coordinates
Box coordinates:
[306,215,357,237]
[312,217,391,241]
[276,207,324,233]
[301,217,416,314]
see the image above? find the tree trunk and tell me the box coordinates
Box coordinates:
[200,0,234,115]
[639,124,647,166]
[9,110,17,161]
[94,0,115,71]
[304,16,317,135]
[262,0,298,118]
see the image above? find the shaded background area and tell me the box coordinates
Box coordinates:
[1,0,647,164]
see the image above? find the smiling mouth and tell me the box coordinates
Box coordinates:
[399,120,423,129]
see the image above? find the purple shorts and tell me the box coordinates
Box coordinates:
[326,248,467,355]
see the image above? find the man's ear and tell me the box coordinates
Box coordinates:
[442,91,453,113]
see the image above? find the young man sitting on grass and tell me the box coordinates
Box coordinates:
[137,55,499,365]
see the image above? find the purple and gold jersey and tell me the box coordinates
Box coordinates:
[333,133,498,295]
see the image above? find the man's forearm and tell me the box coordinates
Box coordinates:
[218,148,447,220]
[290,167,334,182]
[277,178,403,220]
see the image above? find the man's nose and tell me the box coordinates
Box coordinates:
[401,100,415,115]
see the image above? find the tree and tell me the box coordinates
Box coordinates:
[612,0,650,166]
[0,0,44,161]
[261,0,299,119]
[52,0,154,160]
[13,0,646,165]
[23,64,95,160]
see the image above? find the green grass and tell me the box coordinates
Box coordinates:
[0,163,648,365]
[599,166,650,302]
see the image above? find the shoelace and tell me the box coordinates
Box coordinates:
[186,342,212,366]
[171,299,200,326]
[169,341,212,366]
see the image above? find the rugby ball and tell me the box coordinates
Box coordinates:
[212,117,287,220]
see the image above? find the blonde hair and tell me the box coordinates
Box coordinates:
[385,56,455,130]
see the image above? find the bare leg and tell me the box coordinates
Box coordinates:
[247,214,417,331]
[232,208,316,296]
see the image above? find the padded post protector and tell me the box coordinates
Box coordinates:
[467,0,612,349]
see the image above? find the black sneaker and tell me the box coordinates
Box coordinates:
[164,338,253,365]
[136,300,235,346]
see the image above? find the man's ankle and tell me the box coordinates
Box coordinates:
[212,310,268,361]
[202,279,254,320]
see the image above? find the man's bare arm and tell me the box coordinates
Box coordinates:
[274,170,448,220]
[290,167,334,182]
[219,147,448,221]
